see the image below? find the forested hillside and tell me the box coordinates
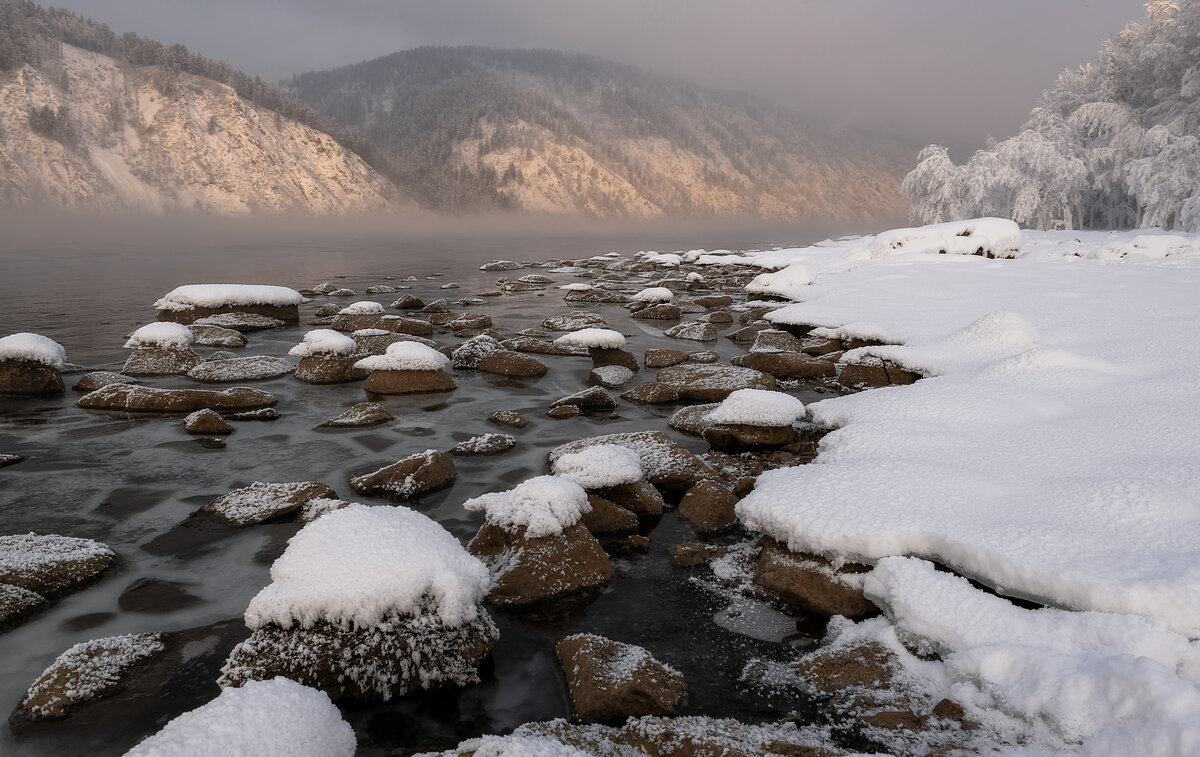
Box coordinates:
[286,47,912,220]
[905,0,1200,231]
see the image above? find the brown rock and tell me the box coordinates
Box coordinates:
[469,522,613,606]
[479,351,549,377]
[702,310,734,324]
[582,495,640,536]
[838,360,921,389]
[121,347,201,376]
[656,364,776,402]
[792,641,899,692]
[703,422,797,449]
[624,535,651,552]
[0,359,65,396]
[192,312,285,331]
[184,409,233,435]
[753,537,876,618]
[863,711,921,731]
[678,481,738,535]
[353,332,437,355]
[631,303,682,320]
[620,382,679,404]
[594,480,664,517]
[157,303,299,325]
[693,295,734,308]
[72,371,135,393]
[739,307,776,324]
[188,324,247,347]
[391,295,425,309]
[802,337,843,356]
[451,434,516,456]
[363,368,457,394]
[555,634,687,723]
[78,384,276,413]
[0,534,114,597]
[664,322,718,342]
[589,346,639,371]
[551,431,719,493]
[644,349,687,369]
[552,386,617,411]
[733,351,836,380]
[321,402,393,428]
[668,542,730,567]
[750,329,808,353]
[547,405,582,419]
[932,698,966,721]
[201,481,337,526]
[726,323,768,342]
[350,450,457,500]
[501,336,585,356]
[1,583,47,632]
[487,410,528,428]
[686,350,720,363]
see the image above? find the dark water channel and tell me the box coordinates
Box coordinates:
[0,223,846,756]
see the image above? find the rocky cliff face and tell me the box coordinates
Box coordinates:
[0,42,397,214]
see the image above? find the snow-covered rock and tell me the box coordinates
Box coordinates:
[289,329,358,357]
[0,333,67,395]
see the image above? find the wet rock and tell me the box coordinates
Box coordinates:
[668,542,730,568]
[187,355,294,382]
[551,431,719,493]
[644,349,687,369]
[588,347,639,374]
[291,354,367,385]
[543,311,607,331]
[552,386,617,411]
[117,578,202,613]
[0,583,46,631]
[754,537,876,618]
[590,365,635,388]
[10,633,166,724]
[487,410,528,429]
[667,404,717,436]
[451,335,504,369]
[188,324,247,347]
[693,295,734,309]
[189,312,287,331]
[468,523,613,606]
[664,322,718,342]
[0,534,114,600]
[687,350,720,363]
[555,634,687,723]
[184,409,233,435]
[656,364,776,402]
[79,384,276,413]
[350,450,457,500]
[502,336,585,356]
[581,495,640,536]
[631,303,682,320]
[447,313,492,334]
[548,405,582,419]
[733,351,836,380]
[678,481,738,535]
[518,274,555,285]
[620,382,679,404]
[321,402,393,428]
[0,453,24,469]
[838,359,921,389]
[220,614,497,701]
[201,481,337,527]
[122,347,202,376]
[456,298,485,307]
[594,480,664,517]
[391,295,425,310]
[311,282,339,295]
[478,351,548,377]
[451,433,516,456]
[364,367,457,394]
[72,371,136,393]
[624,534,651,552]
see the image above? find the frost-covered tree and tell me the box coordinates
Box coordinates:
[906,0,1200,230]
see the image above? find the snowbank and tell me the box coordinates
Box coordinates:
[244,504,489,629]
[553,328,626,349]
[552,444,644,489]
[867,218,1022,260]
[337,300,384,315]
[153,284,304,311]
[630,287,675,303]
[0,333,66,368]
[354,342,450,372]
[463,476,591,537]
[746,264,815,298]
[704,389,805,427]
[123,322,194,349]
[124,677,355,757]
[288,329,358,357]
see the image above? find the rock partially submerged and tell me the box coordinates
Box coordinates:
[733,351,837,380]
[753,537,876,618]
[356,342,457,394]
[192,312,287,331]
[187,355,293,383]
[451,434,516,456]
[478,351,548,378]
[122,347,201,376]
[201,482,337,527]
[295,354,370,384]
[350,450,457,500]
[72,371,136,393]
[0,333,66,396]
[552,386,617,412]
[450,335,504,370]
[0,453,23,469]
[555,633,688,723]
[78,384,276,413]
[154,284,302,325]
[664,321,719,342]
[1,533,115,631]
[543,311,607,331]
[656,364,776,402]
[487,410,528,429]
[321,402,393,428]
[188,324,247,347]
[184,409,233,435]
[550,431,719,493]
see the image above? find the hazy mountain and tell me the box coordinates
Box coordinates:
[286,46,912,220]
[0,1,397,214]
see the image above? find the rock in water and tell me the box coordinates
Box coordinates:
[363,368,457,394]
[478,351,549,377]
[121,347,201,376]
[487,410,528,429]
[350,450,457,500]
[550,431,720,493]
[655,364,776,402]
[295,355,370,384]
[72,371,137,393]
[184,409,233,435]
[0,334,66,396]
[678,480,738,535]
[664,321,719,342]
[0,533,115,632]
[187,356,294,382]
[753,536,876,618]
[78,384,276,413]
[451,434,516,456]
[320,402,393,428]
[644,349,687,369]
[551,386,617,411]
[191,312,287,331]
[201,481,337,527]
[554,634,687,723]
[188,325,247,347]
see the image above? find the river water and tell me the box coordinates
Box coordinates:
[0,217,867,756]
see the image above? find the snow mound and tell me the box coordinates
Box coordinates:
[123,322,194,349]
[1096,233,1200,260]
[746,264,815,297]
[631,287,675,303]
[463,476,591,537]
[354,341,450,372]
[867,218,1022,260]
[704,389,805,427]
[552,444,644,488]
[0,333,66,368]
[244,504,489,629]
[124,677,355,757]
[553,328,626,349]
[558,283,593,291]
[288,329,358,357]
[638,252,682,267]
[337,300,385,315]
[153,284,304,311]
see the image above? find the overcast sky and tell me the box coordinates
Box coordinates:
[48,0,1145,154]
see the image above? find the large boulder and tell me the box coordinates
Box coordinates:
[155,284,302,324]
[656,364,776,402]
[363,368,457,393]
[78,384,276,413]
[581,495,640,536]
[200,481,337,527]
[555,634,688,723]
[753,537,876,618]
[350,450,457,500]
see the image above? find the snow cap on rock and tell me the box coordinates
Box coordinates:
[0,333,66,369]
[553,328,626,349]
[124,322,194,349]
[552,444,644,489]
[289,329,358,357]
[463,476,591,538]
[153,284,304,311]
[353,341,450,372]
[705,389,805,427]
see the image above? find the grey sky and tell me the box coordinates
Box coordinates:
[48,0,1144,154]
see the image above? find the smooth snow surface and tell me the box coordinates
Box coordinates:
[704,389,805,427]
[153,284,304,311]
[337,300,385,315]
[463,476,591,537]
[244,504,489,629]
[630,286,675,303]
[867,218,1022,259]
[123,322,195,350]
[354,341,451,372]
[288,329,358,357]
[553,328,626,349]
[0,333,66,368]
[551,444,644,489]
[124,677,355,757]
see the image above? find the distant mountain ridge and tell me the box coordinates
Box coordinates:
[286,46,912,220]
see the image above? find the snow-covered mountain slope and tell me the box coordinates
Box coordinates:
[0,42,398,214]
